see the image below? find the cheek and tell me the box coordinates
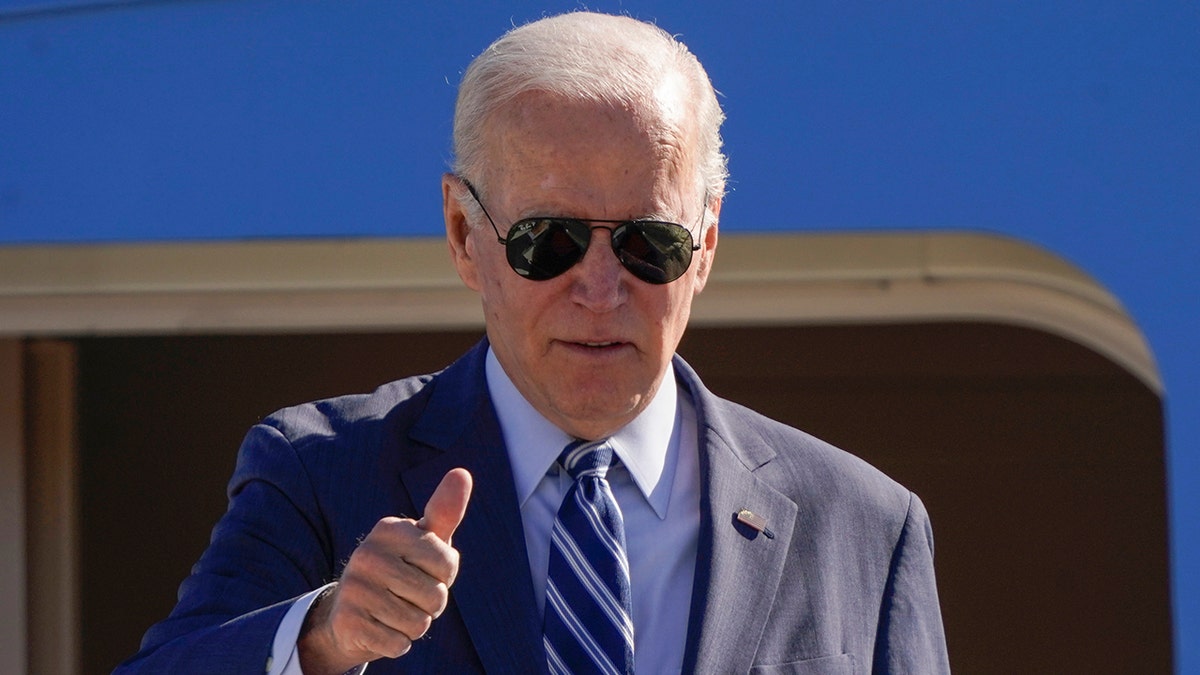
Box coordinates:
[474,252,513,305]
[479,271,543,338]
[660,287,695,339]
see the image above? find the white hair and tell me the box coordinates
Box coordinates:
[451,12,728,204]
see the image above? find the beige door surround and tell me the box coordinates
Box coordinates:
[0,231,1159,392]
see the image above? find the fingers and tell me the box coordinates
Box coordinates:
[329,568,438,658]
[298,573,432,673]
[418,468,473,544]
[304,575,435,668]
[355,516,457,604]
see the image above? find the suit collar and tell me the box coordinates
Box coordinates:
[672,354,779,471]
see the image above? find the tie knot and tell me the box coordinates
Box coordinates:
[558,439,615,480]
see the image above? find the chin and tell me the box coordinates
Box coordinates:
[553,392,644,432]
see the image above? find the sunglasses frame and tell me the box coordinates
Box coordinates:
[460,178,705,284]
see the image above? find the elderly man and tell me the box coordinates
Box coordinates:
[119,11,949,674]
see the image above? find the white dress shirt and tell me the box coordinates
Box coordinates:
[270,348,701,674]
[486,348,701,674]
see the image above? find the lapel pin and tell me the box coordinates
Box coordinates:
[736,509,776,539]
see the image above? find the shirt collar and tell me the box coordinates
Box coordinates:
[485,347,680,519]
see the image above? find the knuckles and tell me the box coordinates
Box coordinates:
[355,517,461,585]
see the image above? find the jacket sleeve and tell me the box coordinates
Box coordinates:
[114,422,337,674]
[872,492,952,674]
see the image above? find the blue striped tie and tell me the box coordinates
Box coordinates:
[544,439,635,675]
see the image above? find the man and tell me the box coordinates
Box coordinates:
[119,11,949,674]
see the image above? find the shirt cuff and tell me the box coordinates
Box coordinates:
[269,583,368,675]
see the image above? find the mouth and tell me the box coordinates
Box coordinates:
[560,339,632,353]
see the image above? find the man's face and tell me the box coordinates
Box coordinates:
[444,92,719,440]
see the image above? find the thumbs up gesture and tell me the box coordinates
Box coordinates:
[298,469,474,674]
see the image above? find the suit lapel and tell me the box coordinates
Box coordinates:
[402,343,548,674]
[676,359,799,674]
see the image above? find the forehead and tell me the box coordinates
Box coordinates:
[479,93,699,214]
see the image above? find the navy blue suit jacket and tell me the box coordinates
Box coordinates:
[118,340,949,673]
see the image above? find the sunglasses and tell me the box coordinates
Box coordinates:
[462,179,704,284]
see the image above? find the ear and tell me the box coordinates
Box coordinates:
[692,196,720,294]
[443,174,482,292]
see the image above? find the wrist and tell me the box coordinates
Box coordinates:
[298,584,357,675]
[299,585,337,638]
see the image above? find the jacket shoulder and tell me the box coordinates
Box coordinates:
[258,373,437,446]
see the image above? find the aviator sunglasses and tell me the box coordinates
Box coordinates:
[462,179,704,285]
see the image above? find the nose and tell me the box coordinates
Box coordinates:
[568,227,627,312]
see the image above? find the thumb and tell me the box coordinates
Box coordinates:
[417,468,473,543]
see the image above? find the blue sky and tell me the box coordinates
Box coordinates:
[2,0,1197,669]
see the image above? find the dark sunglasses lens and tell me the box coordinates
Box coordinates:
[613,222,694,284]
[506,219,590,280]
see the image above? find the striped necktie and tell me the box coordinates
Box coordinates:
[543,439,635,675]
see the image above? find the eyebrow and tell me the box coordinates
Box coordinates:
[516,213,679,223]
[511,204,683,223]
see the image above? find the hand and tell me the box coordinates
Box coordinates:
[298,468,473,675]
